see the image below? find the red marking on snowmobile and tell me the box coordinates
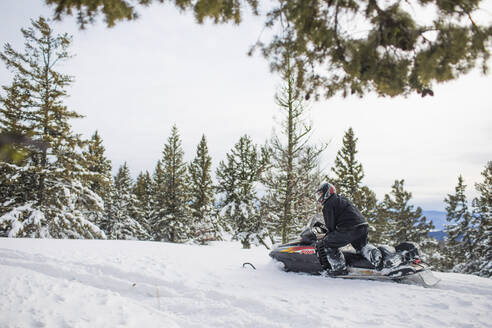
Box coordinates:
[280,246,316,254]
[413,259,422,264]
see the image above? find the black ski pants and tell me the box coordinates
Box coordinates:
[322,225,369,252]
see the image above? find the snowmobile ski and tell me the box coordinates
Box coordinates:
[405,268,441,288]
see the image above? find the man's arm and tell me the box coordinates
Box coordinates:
[323,201,336,232]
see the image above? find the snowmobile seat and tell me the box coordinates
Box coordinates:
[343,251,375,269]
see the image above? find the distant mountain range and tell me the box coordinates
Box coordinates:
[422,211,447,241]
[428,231,447,241]
[422,210,447,231]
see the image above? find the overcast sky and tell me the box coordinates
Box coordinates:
[1,1,491,211]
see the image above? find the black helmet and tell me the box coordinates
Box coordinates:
[316,182,336,204]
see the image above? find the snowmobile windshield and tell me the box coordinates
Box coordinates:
[303,215,327,234]
[299,215,326,244]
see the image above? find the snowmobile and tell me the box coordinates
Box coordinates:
[269,216,440,288]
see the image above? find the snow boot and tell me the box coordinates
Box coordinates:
[325,248,348,276]
[360,244,383,269]
[316,243,348,276]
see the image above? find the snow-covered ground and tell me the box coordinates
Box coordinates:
[1,238,491,328]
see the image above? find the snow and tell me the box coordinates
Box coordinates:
[1,238,491,328]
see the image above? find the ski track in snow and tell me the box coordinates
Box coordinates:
[0,238,491,328]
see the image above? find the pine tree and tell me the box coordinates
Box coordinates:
[0,17,104,239]
[0,78,33,163]
[150,161,164,240]
[294,146,325,221]
[82,131,112,195]
[216,135,269,248]
[379,180,435,259]
[330,127,378,241]
[0,26,46,220]
[151,125,190,243]
[0,85,36,221]
[262,71,325,244]
[442,175,476,271]
[470,162,492,277]
[331,128,364,197]
[188,135,218,244]
[105,163,149,240]
[441,165,491,277]
[132,171,153,239]
[80,131,112,228]
[371,202,391,246]
[1,17,82,205]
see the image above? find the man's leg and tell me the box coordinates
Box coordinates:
[320,230,358,275]
[350,225,369,251]
[323,228,367,248]
[351,226,383,269]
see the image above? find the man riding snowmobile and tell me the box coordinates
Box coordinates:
[316,182,383,276]
[267,183,441,287]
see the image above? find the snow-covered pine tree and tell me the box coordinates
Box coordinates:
[442,175,476,271]
[150,161,164,240]
[151,125,190,243]
[0,37,42,225]
[105,163,149,240]
[188,135,218,244]
[80,131,112,228]
[82,131,112,196]
[330,127,378,241]
[0,81,35,223]
[0,17,104,239]
[132,171,153,239]
[331,127,364,197]
[0,78,32,163]
[379,180,436,259]
[470,162,492,277]
[216,135,270,248]
[262,72,325,244]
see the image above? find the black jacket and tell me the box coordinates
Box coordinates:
[322,194,368,232]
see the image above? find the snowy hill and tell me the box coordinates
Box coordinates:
[1,238,491,328]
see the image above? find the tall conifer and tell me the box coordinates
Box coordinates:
[151,125,190,242]
[331,128,364,197]
[82,131,112,195]
[442,176,475,270]
[105,163,149,240]
[0,78,33,163]
[0,17,104,238]
[150,161,164,240]
[262,70,325,244]
[188,135,217,244]
[330,128,378,238]
[216,135,269,248]
[132,171,153,239]
[80,131,112,228]
[0,81,35,220]
[470,162,492,277]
